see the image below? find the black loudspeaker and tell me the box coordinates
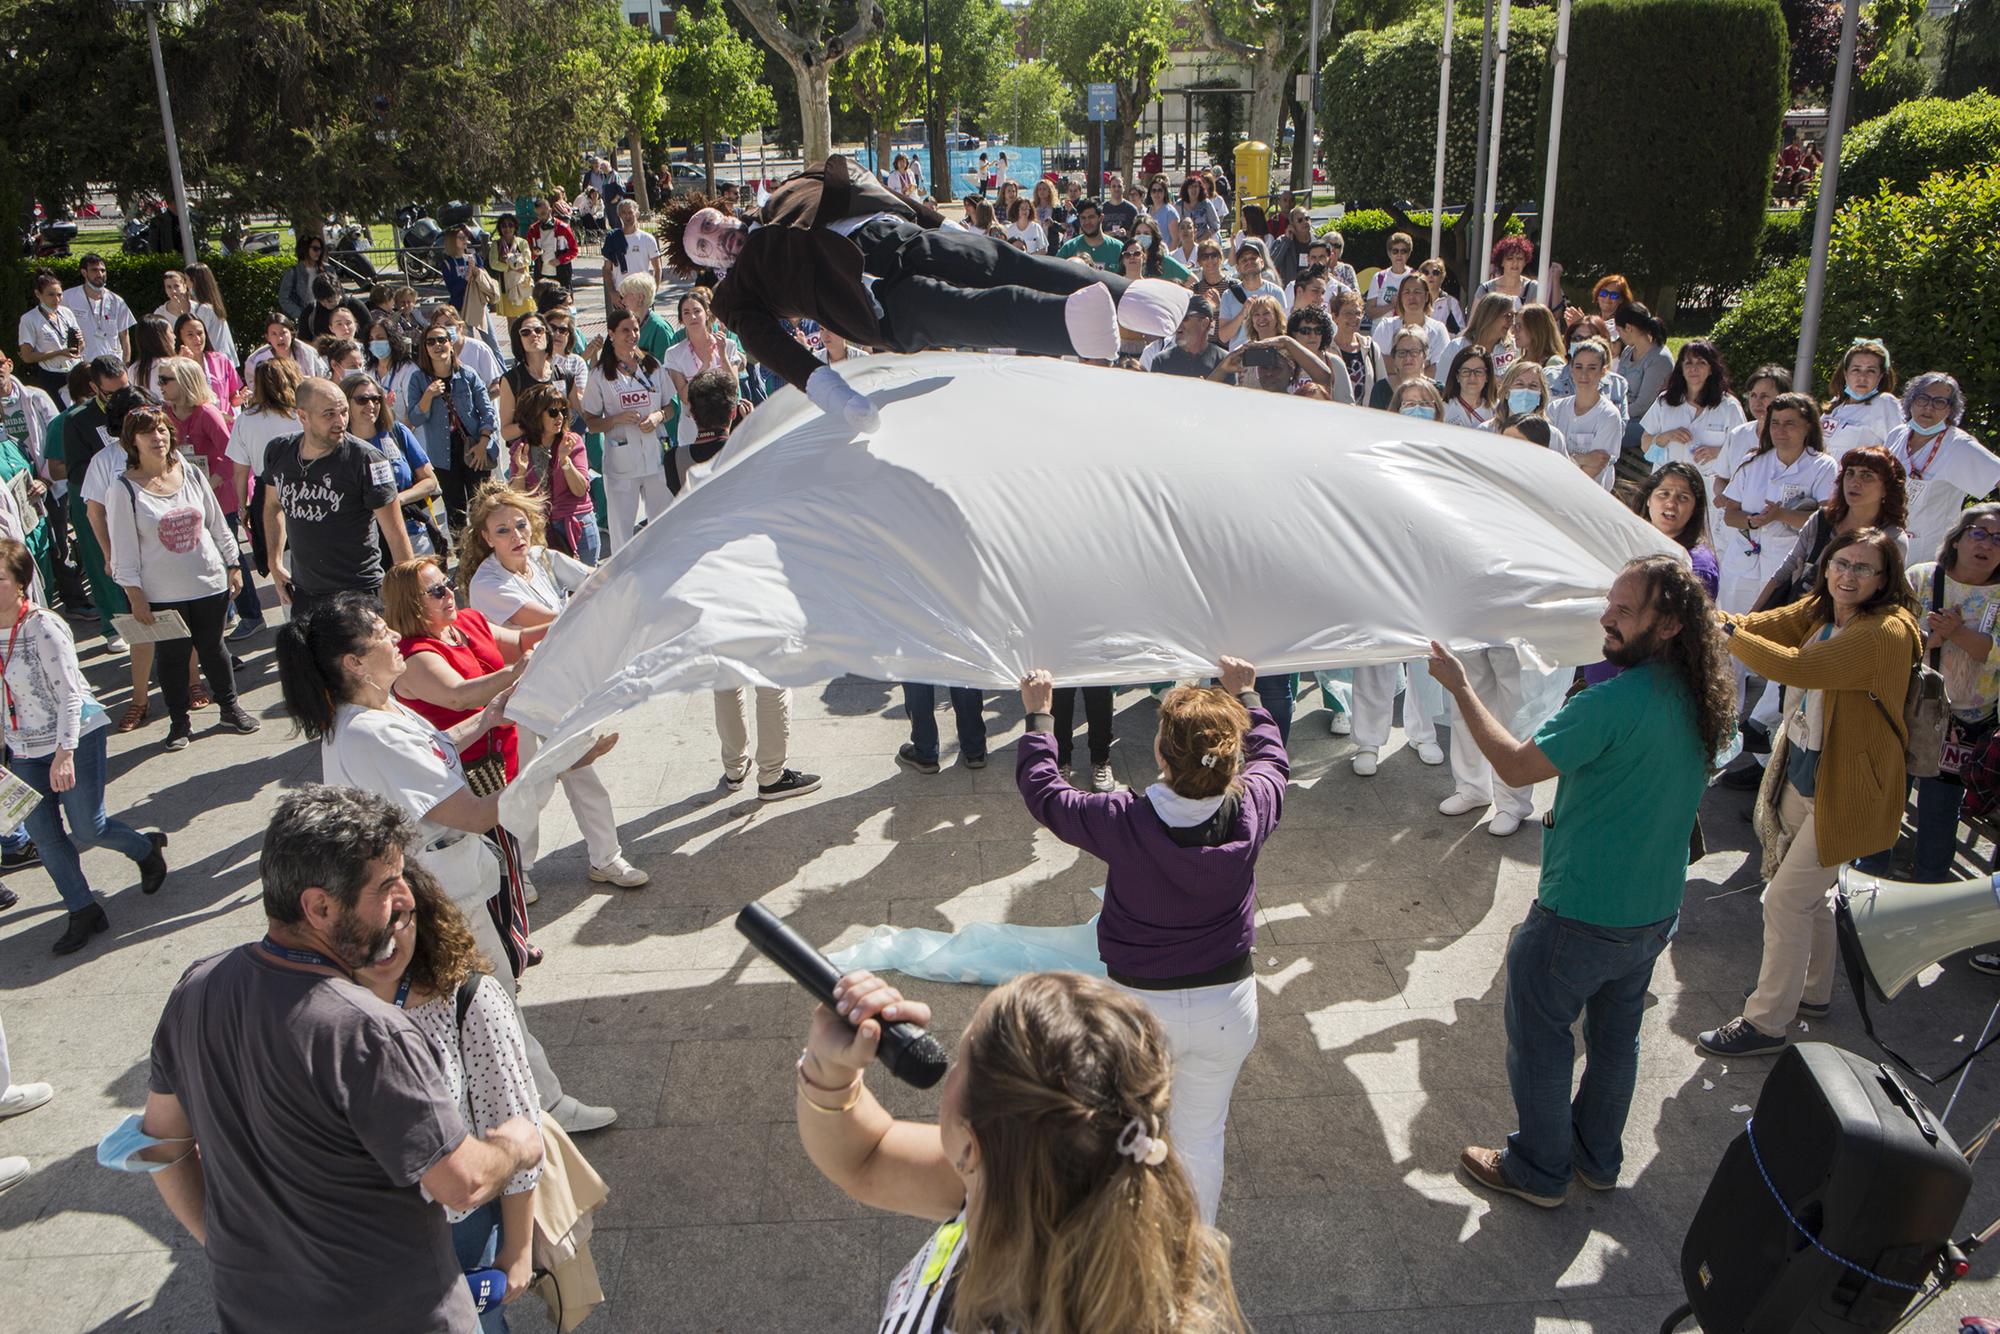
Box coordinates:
[1680,1043,1972,1332]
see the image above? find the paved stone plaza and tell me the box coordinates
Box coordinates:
[6,641,2000,1332]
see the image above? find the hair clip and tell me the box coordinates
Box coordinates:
[1117,1116,1171,1167]
[1200,753,1218,768]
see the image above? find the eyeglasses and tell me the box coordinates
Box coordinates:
[353,394,384,405]
[543,406,569,419]
[520,325,546,337]
[1595,288,1621,300]
[1389,246,1411,254]
[1827,558,1883,579]
[423,335,451,346]
[1966,526,2000,546]
[422,583,456,601]
[1911,393,1954,412]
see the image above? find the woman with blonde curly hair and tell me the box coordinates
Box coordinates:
[1007,654,1286,1224]
[800,968,1249,1334]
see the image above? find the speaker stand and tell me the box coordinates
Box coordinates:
[1943,997,2000,1126]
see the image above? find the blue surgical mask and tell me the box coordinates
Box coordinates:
[447,328,462,345]
[1399,404,1438,421]
[97,1112,196,1174]
[1910,417,1948,437]
[368,339,390,360]
[1644,443,1669,465]
[1508,388,1542,414]
[1844,386,1874,401]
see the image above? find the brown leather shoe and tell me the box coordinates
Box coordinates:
[116,701,148,733]
[1458,1146,1564,1208]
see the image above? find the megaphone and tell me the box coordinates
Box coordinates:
[1836,865,2000,1003]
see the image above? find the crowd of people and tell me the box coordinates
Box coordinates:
[1,151,1996,1330]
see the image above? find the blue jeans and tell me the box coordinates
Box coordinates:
[13,729,154,912]
[902,684,985,764]
[1500,901,1678,1197]
[450,1199,510,1333]
[571,513,601,567]
[1254,674,1295,745]
[223,510,263,625]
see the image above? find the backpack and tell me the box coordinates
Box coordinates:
[1870,566,1949,779]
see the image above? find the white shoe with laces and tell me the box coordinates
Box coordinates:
[1090,763,1116,793]
[1330,711,1353,736]
[520,875,539,906]
[589,855,650,888]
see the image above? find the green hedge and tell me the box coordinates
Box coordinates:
[1809,93,2000,212]
[1315,209,1523,272]
[7,252,292,335]
[1319,8,1557,204]
[1757,209,1807,269]
[1550,0,1787,301]
[1713,162,2000,442]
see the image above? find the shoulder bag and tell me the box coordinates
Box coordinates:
[1872,565,1949,779]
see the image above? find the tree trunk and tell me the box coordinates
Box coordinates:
[628,128,652,215]
[1287,91,1310,191]
[877,124,893,176]
[704,118,716,196]
[786,54,836,163]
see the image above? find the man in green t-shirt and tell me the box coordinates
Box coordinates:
[1055,201,1124,270]
[1427,554,1725,1209]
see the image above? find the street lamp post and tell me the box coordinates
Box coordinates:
[127,0,197,265]
[1796,0,1861,389]
[1429,0,1455,257]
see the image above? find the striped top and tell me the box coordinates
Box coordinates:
[879,1212,967,1334]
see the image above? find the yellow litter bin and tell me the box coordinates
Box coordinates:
[1233,141,1271,232]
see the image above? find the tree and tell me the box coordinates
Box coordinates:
[835,34,927,171]
[1782,0,1880,100]
[606,20,673,214]
[1030,0,1174,172]
[984,61,1071,147]
[725,0,884,161]
[1187,0,1322,173]
[661,1,781,194]
[0,0,639,233]
[883,0,1013,168]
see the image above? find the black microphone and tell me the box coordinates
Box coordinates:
[735,902,949,1089]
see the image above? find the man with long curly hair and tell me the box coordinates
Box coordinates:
[1425,554,1731,1208]
[659,155,1186,431]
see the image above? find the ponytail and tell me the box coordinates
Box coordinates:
[274,595,380,740]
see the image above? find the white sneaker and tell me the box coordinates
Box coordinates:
[0,1082,53,1119]
[105,635,129,654]
[589,855,650,888]
[1488,811,1525,837]
[547,1093,617,1134]
[1438,791,1489,817]
[1090,763,1116,793]
[1415,741,1445,766]
[521,875,539,906]
[1350,749,1378,777]
[1330,711,1353,736]
[0,1155,27,1195]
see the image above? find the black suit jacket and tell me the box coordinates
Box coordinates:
[711,156,944,394]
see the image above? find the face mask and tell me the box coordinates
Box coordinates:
[1844,386,1873,400]
[1399,404,1438,421]
[368,339,390,360]
[447,328,462,345]
[1644,443,1669,465]
[1508,388,1542,414]
[97,1112,196,1174]
[1910,417,1948,437]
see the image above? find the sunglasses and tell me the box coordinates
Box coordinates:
[520,325,546,337]
[353,394,384,405]
[1595,289,1621,300]
[1967,526,2000,546]
[543,406,569,419]
[422,583,456,601]
[423,335,451,346]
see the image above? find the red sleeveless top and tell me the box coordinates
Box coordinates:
[395,608,519,779]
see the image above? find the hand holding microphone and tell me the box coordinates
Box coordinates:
[736,902,948,1089]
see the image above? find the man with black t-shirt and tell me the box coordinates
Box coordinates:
[1148,298,1228,378]
[1100,178,1140,238]
[261,378,414,617]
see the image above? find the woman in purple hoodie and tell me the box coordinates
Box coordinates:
[1015,654,1288,1224]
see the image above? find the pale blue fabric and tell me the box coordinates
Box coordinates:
[831,890,1105,985]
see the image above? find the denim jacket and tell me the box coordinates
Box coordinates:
[399,366,498,471]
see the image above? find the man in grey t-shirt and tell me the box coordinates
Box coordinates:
[139,787,543,1334]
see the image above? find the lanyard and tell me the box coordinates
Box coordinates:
[1908,430,1947,480]
[0,603,27,734]
[260,934,347,971]
[393,974,413,1008]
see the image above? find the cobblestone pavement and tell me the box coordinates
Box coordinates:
[5,626,2000,1331]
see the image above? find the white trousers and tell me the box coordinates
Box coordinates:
[605,473,672,553]
[1117,976,1259,1226]
[0,1013,11,1093]
[514,728,622,871]
[714,687,791,786]
[1351,661,1438,750]
[465,894,562,1111]
[1447,648,1536,818]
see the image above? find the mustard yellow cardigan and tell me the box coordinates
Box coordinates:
[1726,599,1922,868]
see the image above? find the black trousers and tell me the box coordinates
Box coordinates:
[851,220,1133,359]
[438,465,493,542]
[1052,686,1115,767]
[155,589,236,722]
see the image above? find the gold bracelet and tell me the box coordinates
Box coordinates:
[796,1066,865,1114]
